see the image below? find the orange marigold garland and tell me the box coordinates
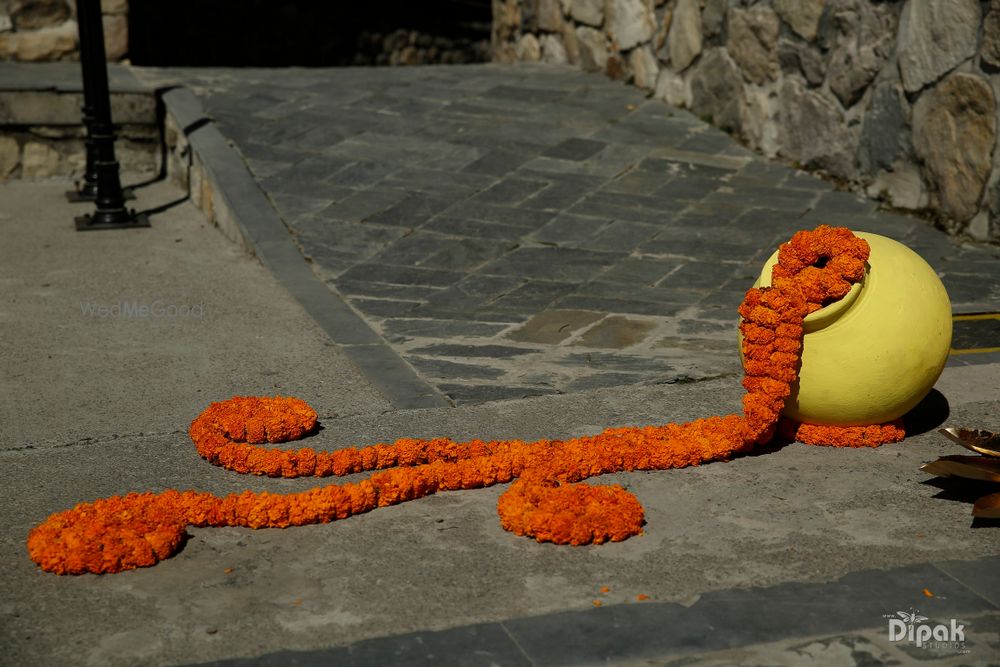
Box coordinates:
[27,226,907,575]
[779,419,906,448]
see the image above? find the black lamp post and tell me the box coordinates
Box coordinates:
[73,0,147,230]
[66,0,97,203]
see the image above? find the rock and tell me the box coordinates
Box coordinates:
[494,0,521,29]
[540,33,568,63]
[102,12,127,60]
[857,78,906,176]
[727,6,780,85]
[608,0,655,51]
[667,0,701,72]
[629,45,658,90]
[913,72,996,222]
[779,78,855,178]
[817,0,897,53]
[689,47,743,132]
[740,86,779,156]
[701,0,726,37]
[981,0,1000,69]
[827,42,882,107]
[777,39,825,86]
[516,33,541,61]
[492,0,521,48]
[0,14,11,33]
[654,67,691,108]
[820,0,896,107]
[0,19,75,61]
[967,211,991,242]
[569,0,603,27]
[10,0,69,31]
[773,0,825,41]
[0,136,19,178]
[561,22,580,63]
[21,141,59,178]
[605,52,630,80]
[897,0,980,93]
[989,180,1000,242]
[492,41,518,64]
[653,5,671,55]
[100,0,128,13]
[576,25,608,71]
[865,162,928,211]
[29,125,84,139]
[538,0,563,32]
[519,0,539,32]
[394,46,418,66]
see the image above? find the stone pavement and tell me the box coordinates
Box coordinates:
[136,63,1000,407]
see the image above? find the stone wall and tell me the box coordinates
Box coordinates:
[493,0,1000,242]
[0,0,128,61]
[0,89,159,179]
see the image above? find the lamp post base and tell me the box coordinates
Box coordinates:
[75,210,150,230]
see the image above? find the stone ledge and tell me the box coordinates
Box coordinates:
[0,63,159,180]
[0,62,147,92]
[0,90,155,124]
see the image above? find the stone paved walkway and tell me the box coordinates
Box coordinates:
[139,63,1000,405]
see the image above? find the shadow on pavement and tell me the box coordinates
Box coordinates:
[904,388,951,437]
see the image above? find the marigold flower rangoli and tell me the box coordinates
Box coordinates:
[27,226,906,575]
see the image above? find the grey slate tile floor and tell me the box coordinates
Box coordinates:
[144,64,1000,405]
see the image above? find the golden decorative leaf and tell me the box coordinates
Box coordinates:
[921,455,1000,483]
[938,428,1000,457]
[973,492,1000,519]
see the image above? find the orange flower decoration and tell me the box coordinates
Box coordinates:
[27,226,904,575]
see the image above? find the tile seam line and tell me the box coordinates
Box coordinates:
[498,621,539,667]
[159,86,451,411]
[930,561,1000,610]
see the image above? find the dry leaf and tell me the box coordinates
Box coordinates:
[973,492,1000,519]
[921,456,1000,483]
[938,428,1000,457]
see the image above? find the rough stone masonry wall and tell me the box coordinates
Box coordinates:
[493,0,1000,242]
[0,88,159,179]
[0,0,127,61]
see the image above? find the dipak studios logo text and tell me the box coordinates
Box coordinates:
[884,609,968,653]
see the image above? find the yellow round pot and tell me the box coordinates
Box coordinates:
[746,231,952,426]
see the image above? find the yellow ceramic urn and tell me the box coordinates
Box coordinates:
[748,231,952,426]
